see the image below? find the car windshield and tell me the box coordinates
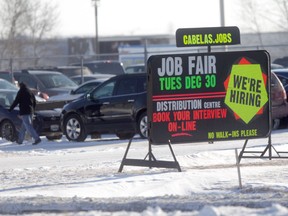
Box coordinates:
[0,73,14,83]
[125,65,145,73]
[0,79,18,90]
[0,91,16,107]
[35,74,78,89]
[0,91,44,108]
[71,76,96,85]
[74,81,102,94]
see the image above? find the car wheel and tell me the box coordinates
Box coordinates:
[64,114,87,142]
[116,132,135,140]
[0,120,17,142]
[137,112,148,139]
[46,135,62,140]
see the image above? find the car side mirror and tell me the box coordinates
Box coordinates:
[86,93,99,102]
[86,93,92,100]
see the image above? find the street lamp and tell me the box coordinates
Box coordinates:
[219,0,225,26]
[92,0,100,58]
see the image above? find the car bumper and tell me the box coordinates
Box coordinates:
[272,102,288,119]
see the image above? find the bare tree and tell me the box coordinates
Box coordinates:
[237,0,288,51]
[239,0,267,47]
[239,0,288,33]
[0,0,59,69]
[25,0,58,65]
[0,0,28,58]
[273,0,288,30]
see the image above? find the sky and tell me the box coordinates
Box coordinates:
[0,130,288,215]
[52,0,239,37]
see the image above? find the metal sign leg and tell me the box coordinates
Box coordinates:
[118,138,181,172]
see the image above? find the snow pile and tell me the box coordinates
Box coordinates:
[0,131,288,215]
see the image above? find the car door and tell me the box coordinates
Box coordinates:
[107,76,140,125]
[83,76,140,129]
[83,79,116,128]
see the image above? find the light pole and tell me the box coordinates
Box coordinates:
[219,0,226,51]
[92,0,100,58]
[219,0,225,26]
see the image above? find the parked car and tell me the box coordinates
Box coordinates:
[125,64,145,73]
[48,78,108,102]
[271,71,288,129]
[70,74,114,85]
[13,70,78,98]
[60,73,147,142]
[71,60,125,75]
[0,89,62,141]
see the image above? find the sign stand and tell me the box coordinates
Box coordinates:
[118,139,181,172]
[119,27,272,172]
[207,45,211,53]
[238,135,288,162]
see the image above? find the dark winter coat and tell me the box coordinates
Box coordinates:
[9,83,36,115]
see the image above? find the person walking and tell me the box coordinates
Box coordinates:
[9,82,41,145]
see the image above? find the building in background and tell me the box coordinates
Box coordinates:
[1,32,288,70]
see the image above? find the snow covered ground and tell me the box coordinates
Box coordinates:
[1,129,288,215]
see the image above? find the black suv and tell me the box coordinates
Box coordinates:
[60,73,147,141]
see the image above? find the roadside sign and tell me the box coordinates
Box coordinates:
[147,50,271,144]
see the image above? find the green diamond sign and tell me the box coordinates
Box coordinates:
[224,64,268,124]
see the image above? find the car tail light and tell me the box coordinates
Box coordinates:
[281,88,287,100]
[38,92,49,100]
[278,79,287,100]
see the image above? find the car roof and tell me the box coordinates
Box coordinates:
[19,70,64,75]
[71,74,113,78]
[272,68,288,73]
[82,60,122,64]
[271,63,284,69]
[78,78,108,85]
[56,65,89,69]
[126,63,145,67]
[111,72,146,79]
[0,88,17,93]
[97,72,146,85]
